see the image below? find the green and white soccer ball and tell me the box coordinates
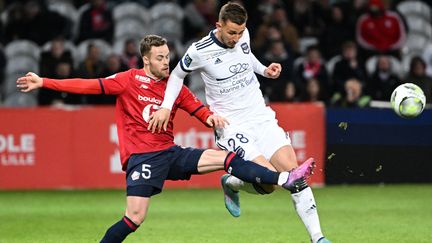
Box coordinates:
[390,83,426,119]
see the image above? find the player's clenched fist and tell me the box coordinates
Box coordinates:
[264,63,282,79]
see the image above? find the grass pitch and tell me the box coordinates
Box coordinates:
[1,185,431,243]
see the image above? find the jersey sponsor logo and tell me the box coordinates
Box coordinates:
[214,58,222,64]
[137,95,162,105]
[135,75,151,83]
[241,43,250,54]
[184,54,193,67]
[216,63,249,81]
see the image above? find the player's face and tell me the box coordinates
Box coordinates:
[144,45,170,79]
[216,20,246,48]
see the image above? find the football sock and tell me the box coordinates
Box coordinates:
[100,216,139,243]
[291,186,324,243]
[226,175,270,195]
[224,152,279,185]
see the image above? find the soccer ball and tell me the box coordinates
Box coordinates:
[390,83,426,118]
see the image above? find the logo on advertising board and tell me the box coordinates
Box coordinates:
[174,128,218,149]
[110,124,122,173]
[288,130,306,161]
[0,134,35,166]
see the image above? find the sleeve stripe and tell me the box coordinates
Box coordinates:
[98,78,105,94]
[195,37,212,48]
[190,105,204,116]
[179,60,192,73]
[196,41,214,50]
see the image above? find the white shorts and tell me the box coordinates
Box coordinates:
[215,119,291,161]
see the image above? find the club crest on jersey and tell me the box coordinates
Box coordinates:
[131,171,140,181]
[241,43,250,54]
[184,54,193,67]
[135,75,151,83]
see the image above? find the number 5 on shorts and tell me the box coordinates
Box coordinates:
[142,164,151,179]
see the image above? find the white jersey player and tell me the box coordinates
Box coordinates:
[148,3,331,243]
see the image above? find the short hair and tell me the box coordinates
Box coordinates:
[342,41,356,51]
[139,35,167,57]
[219,2,248,25]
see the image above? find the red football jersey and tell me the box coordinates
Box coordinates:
[43,68,211,170]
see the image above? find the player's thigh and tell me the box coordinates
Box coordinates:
[253,155,277,171]
[166,146,206,179]
[195,149,228,173]
[215,126,261,161]
[257,120,297,171]
[270,145,298,171]
[126,196,150,225]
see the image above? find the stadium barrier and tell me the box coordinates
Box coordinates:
[326,108,432,184]
[0,103,325,189]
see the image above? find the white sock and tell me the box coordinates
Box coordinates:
[226,175,244,191]
[226,175,261,195]
[227,172,290,195]
[277,172,289,186]
[291,187,324,243]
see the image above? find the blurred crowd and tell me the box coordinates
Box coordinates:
[0,0,431,107]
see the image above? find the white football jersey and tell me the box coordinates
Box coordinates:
[179,28,275,125]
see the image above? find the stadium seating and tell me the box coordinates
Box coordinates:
[114,19,149,42]
[72,3,91,41]
[3,92,38,107]
[113,2,150,25]
[405,15,432,39]
[150,2,184,42]
[299,37,318,54]
[403,32,430,55]
[112,2,150,45]
[5,40,40,62]
[326,55,342,76]
[3,72,25,98]
[47,1,78,23]
[3,40,41,98]
[397,0,431,22]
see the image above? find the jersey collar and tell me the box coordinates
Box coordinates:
[210,30,229,49]
[141,69,165,83]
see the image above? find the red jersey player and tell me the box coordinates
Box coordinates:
[17,35,314,243]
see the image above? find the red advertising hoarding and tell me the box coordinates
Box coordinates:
[0,103,324,189]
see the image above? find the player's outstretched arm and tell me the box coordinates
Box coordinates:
[16,72,43,92]
[250,52,282,79]
[17,72,123,95]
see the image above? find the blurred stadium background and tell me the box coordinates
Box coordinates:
[0,0,432,242]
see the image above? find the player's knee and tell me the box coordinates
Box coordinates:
[127,209,146,225]
[253,183,276,194]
